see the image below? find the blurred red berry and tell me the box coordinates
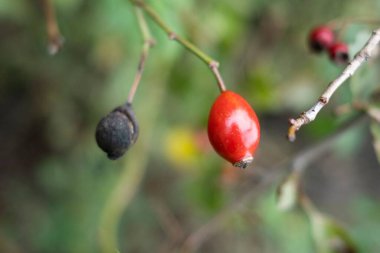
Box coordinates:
[308,26,334,53]
[328,42,349,64]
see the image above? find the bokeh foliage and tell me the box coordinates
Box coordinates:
[0,0,380,252]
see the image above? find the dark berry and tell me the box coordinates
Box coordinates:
[308,26,334,53]
[328,42,349,64]
[95,103,139,160]
[208,90,260,169]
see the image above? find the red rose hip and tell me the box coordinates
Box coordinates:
[308,26,334,53]
[208,90,260,168]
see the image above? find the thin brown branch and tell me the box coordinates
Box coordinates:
[288,28,380,141]
[127,8,155,104]
[42,0,64,55]
[210,61,227,92]
[131,0,227,93]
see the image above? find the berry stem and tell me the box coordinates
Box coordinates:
[131,0,227,93]
[127,7,155,104]
[42,0,64,55]
[210,61,227,92]
[288,28,380,141]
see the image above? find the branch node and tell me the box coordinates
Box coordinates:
[287,113,310,142]
[169,32,177,40]
[319,96,328,104]
[209,60,220,69]
[147,38,156,47]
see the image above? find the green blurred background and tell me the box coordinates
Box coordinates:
[1,0,380,252]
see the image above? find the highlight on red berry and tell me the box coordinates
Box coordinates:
[207,90,260,169]
[328,42,350,64]
[308,26,335,53]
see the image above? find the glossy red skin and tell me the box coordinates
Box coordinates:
[309,26,334,53]
[208,91,260,165]
[328,42,349,64]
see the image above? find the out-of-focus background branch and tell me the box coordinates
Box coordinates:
[1,0,380,252]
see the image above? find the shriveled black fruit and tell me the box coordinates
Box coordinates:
[95,103,139,160]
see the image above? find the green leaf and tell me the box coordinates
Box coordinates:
[367,105,380,123]
[309,211,357,253]
[276,172,300,212]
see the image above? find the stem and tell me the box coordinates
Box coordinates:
[210,61,227,93]
[131,0,227,92]
[42,0,64,55]
[288,28,380,141]
[127,8,155,104]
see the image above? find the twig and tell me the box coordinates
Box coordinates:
[180,115,366,252]
[42,0,64,55]
[131,0,227,93]
[288,28,380,141]
[127,8,155,104]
